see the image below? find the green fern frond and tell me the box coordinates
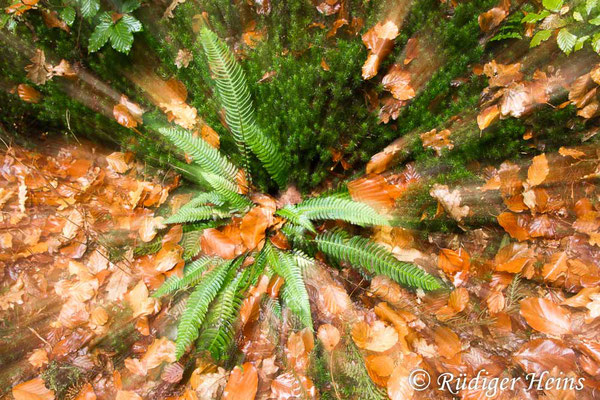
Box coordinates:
[198,28,288,187]
[200,171,252,210]
[174,259,237,359]
[153,256,225,298]
[197,268,249,360]
[184,192,225,208]
[281,223,311,249]
[276,209,316,233]
[264,243,313,328]
[315,231,442,291]
[181,230,202,261]
[278,196,389,228]
[166,205,232,224]
[157,125,238,181]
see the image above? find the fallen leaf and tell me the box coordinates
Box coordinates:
[223,363,258,400]
[520,297,572,336]
[448,287,469,312]
[317,324,340,352]
[433,326,461,359]
[126,280,159,318]
[106,152,132,173]
[365,354,395,386]
[12,378,54,400]
[513,338,576,375]
[478,7,507,32]
[387,365,414,400]
[527,154,549,187]
[362,20,399,80]
[321,284,351,315]
[430,184,469,222]
[477,104,500,130]
[201,228,239,259]
[17,84,42,103]
[382,65,416,101]
[420,128,453,156]
[175,49,193,69]
[352,320,398,352]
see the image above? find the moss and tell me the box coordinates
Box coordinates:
[41,361,83,399]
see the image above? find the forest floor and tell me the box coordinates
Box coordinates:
[2,136,600,400]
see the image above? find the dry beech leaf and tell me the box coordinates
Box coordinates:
[527,154,549,187]
[348,174,403,211]
[106,152,132,174]
[12,378,55,400]
[382,65,416,101]
[541,252,568,282]
[28,349,48,369]
[113,104,138,128]
[139,216,166,242]
[271,372,316,399]
[317,324,340,352]
[520,297,572,336]
[433,326,461,359]
[115,391,142,400]
[223,362,258,400]
[201,228,238,259]
[562,288,600,308]
[448,287,469,312]
[559,146,586,159]
[387,365,414,400]
[365,354,395,387]
[17,84,42,103]
[513,338,576,375]
[479,7,507,32]
[362,20,399,80]
[477,104,500,130]
[351,320,398,352]
[487,290,505,314]
[497,212,530,241]
[438,248,470,275]
[126,280,159,318]
[420,128,453,156]
[494,243,534,273]
[90,306,109,326]
[175,48,193,69]
[240,206,272,251]
[403,37,419,65]
[321,284,351,315]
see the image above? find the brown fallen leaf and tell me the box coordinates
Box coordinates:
[362,20,400,80]
[223,362,258,400]
[387,365,414,400]
[477,104,500,130]
[12,378,55,400]
[520,297,572,336]
[478,7,508,32]
[365,354,395,386]
[433,326,461,359]
[321,284,351,315]
[527,153,549,187]
[420,128,453,156]
[430,184,470,222]
[317,324,340,352]
[382,65,416,101]
[17,84,42,103]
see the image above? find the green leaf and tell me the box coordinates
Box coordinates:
[109,19,134,53]
[88,13,112,53]
[592,32,600,53]
[198,28,289,187]
[587,0,598,15]
[589,15,600,25]
[543,0,563,12]
[521,10,550,23]
[120,14,142,32]
[575,35,590,51]
[174,259,236,359]
[153,256,226,297]
[573,11,584,21]
[315,231,443,291]
[557,28,577,54]
[78,0,99,18]
[120,0,141,13]
[60,7,76,26]
[0,14,10,29]
[530,30,552,47]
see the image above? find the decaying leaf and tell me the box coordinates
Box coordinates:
[520,297,572,336]
[362,20,400,80]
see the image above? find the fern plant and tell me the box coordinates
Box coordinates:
[153,26,443,361]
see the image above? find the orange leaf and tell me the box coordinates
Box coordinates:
[113,104,138,128]
[365,355,395,386]
[223,363,258,400]
[403,37,419,65]
[420,128,453,156]
[348,174,403,211]
[352,321,398,352]
[477,104,500,130]
[527,154,549,187]
[448,287,469,312]
[478,7,507,32]
[361,21,399,80]
[438,248,470,275]
[487,290,505,314]
[520,297,572,336]
[382,65,416,101]
[201,228,238,259]
[494,243,534,273]
[12,378,55,400]
[541,252,568,282]
[497,212,530,241]
[240,207,272,251]
[387,365,414,400]
[433,326,461,359]
[17,84,42,103]
[317,324,340,352]
[321,284,351,315]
